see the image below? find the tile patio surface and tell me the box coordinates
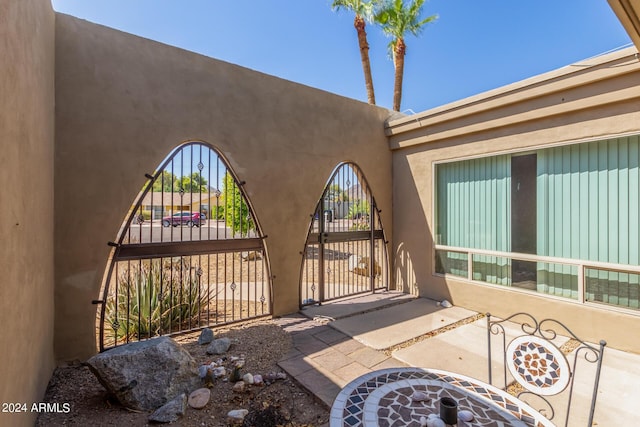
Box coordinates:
[329,298,477,350]
[274,291,640,426]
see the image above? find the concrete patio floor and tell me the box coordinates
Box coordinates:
[274,291,640,426]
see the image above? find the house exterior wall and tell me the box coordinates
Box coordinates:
[54,15,392,361]
[0,0,56,424]
[389,47,640,353]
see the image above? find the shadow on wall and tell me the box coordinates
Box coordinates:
[392,150,450,301]
[395,242,417,294]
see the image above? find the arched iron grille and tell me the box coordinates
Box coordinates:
[95,141,271,351]
[300,162,389,306]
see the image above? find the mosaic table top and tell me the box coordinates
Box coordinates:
[329,367,554,427]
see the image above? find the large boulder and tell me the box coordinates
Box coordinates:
[349,256,382,277]
[86,336,200,411]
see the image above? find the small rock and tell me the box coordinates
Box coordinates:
[437,299,453,308]
[212,366,226,378]
[230,366,242,382]
[188,388,210,409]
[252,374,263,385]
[197,328,214,345]
[232,381,245,393]
[227,409,249,422]
[264,372,286,383]
[206,338,231,355]
[241,251,261,261]
[419,416,428,427]
[148,393,187,423]
[198,365,208,379]
[426,417,445,427]
[242,373,254,385]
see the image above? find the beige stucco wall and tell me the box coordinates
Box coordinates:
[390,47,640,353]
[0,0,56,424]
[54,15,392,362]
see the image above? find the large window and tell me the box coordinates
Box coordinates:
[435,155,511,285]
[435,134,640,311]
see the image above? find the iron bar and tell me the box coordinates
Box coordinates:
[307,230,384,244]
[116,238,264,260]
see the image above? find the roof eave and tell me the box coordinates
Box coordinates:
[608,0,640,49]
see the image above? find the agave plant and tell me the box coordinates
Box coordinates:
[105,259,210,344]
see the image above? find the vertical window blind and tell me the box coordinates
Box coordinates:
[436,155,511,284]
[537,135,640,308]
[435,134,639,310]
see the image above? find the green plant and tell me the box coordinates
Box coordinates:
[348,199,370,218]
[212,205,225,220]
[222,172,255,237]
[349,199,371,230]
[105,259,209,343]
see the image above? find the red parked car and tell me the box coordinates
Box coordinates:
[162,212,206,227]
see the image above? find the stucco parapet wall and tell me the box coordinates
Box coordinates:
[385,47,640,150]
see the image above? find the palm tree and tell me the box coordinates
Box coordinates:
[332,0,381,105]
[376,0,437,111]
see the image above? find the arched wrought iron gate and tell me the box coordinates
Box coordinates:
[94,141,271,351]
[300,162,389,306]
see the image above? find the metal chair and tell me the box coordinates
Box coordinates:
[486,312,606,427]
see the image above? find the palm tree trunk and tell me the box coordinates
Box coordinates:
[355,15,376,105]
[392,38,406,111]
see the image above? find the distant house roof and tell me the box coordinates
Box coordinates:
[140,191,220,207]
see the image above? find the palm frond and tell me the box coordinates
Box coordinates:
[375,0,437,40]
[332,0,384,22]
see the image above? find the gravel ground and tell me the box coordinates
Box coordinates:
[37,318,329,427]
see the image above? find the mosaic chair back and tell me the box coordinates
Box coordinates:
[486,312,606,427]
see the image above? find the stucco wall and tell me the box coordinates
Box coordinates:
[390,47,640,353]
[54,15,392,362]
[0,0,56,424]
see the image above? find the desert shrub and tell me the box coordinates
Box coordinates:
[105,259,209,343]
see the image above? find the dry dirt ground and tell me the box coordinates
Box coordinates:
[37,318,329,427]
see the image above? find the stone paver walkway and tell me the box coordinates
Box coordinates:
[274,313,408,407]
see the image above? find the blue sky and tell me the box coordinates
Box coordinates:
[51,0,632,113]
